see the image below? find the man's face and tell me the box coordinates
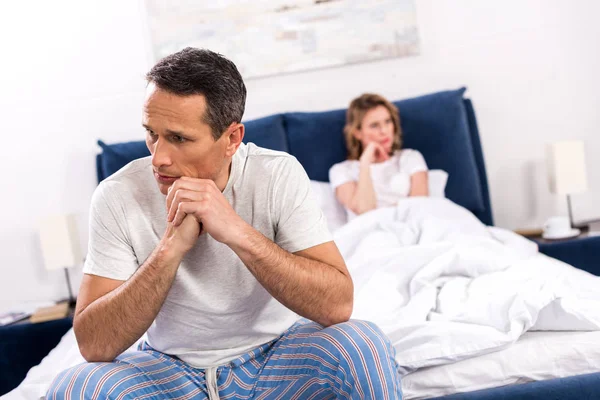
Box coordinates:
[142,83,231,195]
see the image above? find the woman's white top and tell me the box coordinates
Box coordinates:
[328,149,427,217]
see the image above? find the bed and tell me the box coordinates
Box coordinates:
[5,87,600,399]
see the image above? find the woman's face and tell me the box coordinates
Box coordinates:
[354,105,395,154]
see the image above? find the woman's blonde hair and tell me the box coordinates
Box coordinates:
[343,93,402,160]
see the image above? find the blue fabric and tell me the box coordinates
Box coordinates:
[97,139,150,183]
[463,98,494,226]
[243,114,289,152]
[537,236,600,276]
[48,319,402,399]
[284,108,349,182]
[431,372,600,400]
[394,88,484,214]
[0,318,73,396]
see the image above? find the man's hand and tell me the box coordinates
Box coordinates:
[165,177,249,246]
[165,177,353,327]
[162,214,201,254]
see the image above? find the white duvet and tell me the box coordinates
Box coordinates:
[334,197,600,374]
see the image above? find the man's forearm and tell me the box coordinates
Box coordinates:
[74,245,184,362]
[228,230,353,327]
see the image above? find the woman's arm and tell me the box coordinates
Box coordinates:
[409,171,429,196]
[335,161,378,215]
[334,143,388,215]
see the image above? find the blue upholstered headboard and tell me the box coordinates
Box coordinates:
[96,88,494,226]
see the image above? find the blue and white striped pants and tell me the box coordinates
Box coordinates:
[48,319,402,399]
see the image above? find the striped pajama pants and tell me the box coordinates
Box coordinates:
[47,319,402,399]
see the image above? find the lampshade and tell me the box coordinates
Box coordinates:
[546,140,588,195]
[38,214,82,271]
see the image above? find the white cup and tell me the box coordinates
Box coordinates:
[543,216,571,236]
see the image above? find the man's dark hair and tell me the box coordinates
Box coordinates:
[146,47,247,140]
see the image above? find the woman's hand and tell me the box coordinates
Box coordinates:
[360,142,390,165]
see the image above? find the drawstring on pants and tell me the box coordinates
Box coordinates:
[206,367,220,400]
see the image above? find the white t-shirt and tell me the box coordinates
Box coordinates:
[328,149,428,217]
[83,142,332,368]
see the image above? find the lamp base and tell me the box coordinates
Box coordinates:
[63,267,76,308]
[55,298,76,317]
[566,194,574,228]
[60,297,77,309]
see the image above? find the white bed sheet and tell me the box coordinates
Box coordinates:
[402,330,600,399]
[5,329,600,400]
[3,329,142,400]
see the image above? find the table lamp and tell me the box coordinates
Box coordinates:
[546,140,588,227]
[38,213,82,306]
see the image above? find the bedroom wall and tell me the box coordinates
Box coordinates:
[1,0,599,312]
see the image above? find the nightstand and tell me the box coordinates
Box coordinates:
[524,227,600,277]
[0,311,74,395]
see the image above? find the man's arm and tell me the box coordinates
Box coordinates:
[228,231,353,327]
[74,215,200,362]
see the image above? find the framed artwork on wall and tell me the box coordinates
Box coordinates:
[144,0,420,79]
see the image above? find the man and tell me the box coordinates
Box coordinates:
[49,48,402,399]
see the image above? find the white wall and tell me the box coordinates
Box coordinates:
[1,0,599,311]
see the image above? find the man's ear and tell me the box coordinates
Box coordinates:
[225,123,244,157]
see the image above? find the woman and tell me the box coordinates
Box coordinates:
[329,93,428,218]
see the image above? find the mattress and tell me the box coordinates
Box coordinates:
[432,372,600,399]
[403,330,600,399]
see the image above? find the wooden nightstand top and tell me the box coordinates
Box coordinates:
[4,301,75,327]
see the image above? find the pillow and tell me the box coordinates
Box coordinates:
[309,180,348,233]
[284,110,348,182]
[394,88,484,212]
[243,114,289,152]
[97,139,149,182]
[428,169,448,198]
[310,170,448,232]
